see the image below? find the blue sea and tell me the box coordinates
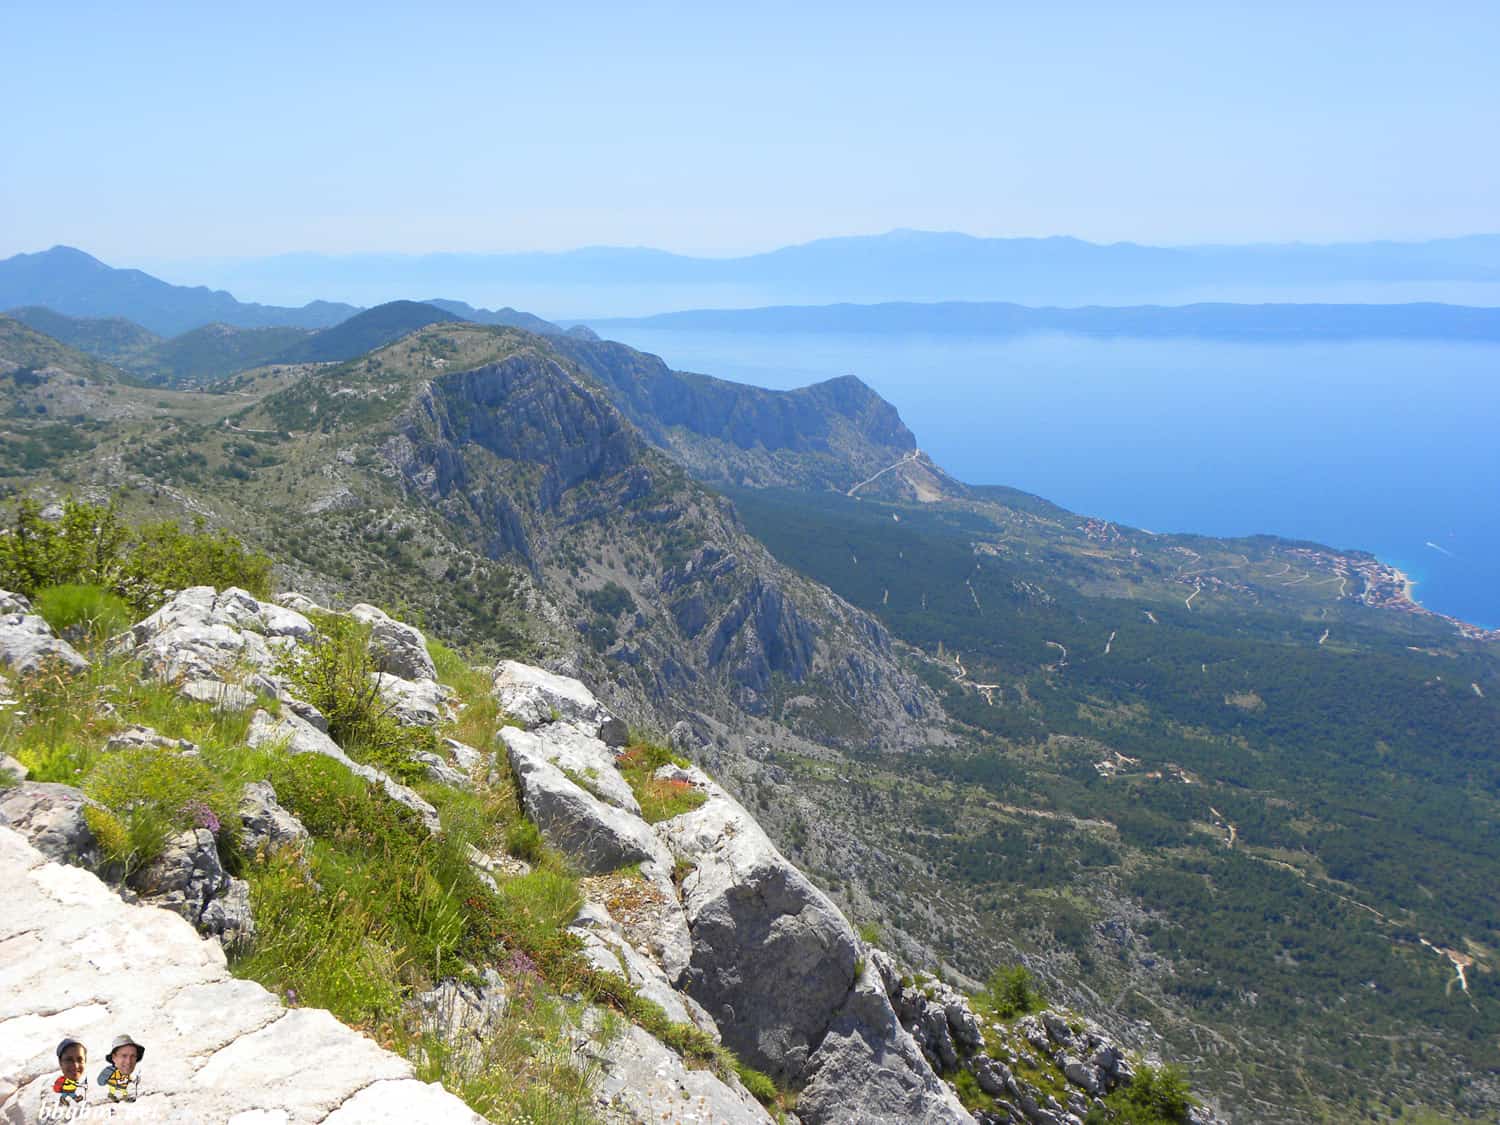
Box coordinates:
[600,328,1500,629]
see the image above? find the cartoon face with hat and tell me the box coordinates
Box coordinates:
[97,1034,144,1102]
[51,1037,87,1105]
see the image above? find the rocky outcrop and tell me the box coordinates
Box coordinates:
[502,726,666,874]
[655,771,968,1123]
[238,780,310,853]
[0,782,98,868]
[494,659,628,744]
[0,826,483,1124]
[350,602,437,682]
[118,585,312,682]
[132,827,255,952]
[0,591,87,676]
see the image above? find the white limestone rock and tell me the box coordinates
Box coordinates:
[372,672,451,727]
[0,827,481,1125]
[238,781,309,853]
[503,723,639,814]
[501,727,667,874]
[0,602,88,677]
[492,660,626,743]
[119,586,308,681]
[350,603,437,682]
[132,827,255,952]
[0,782,99,868]
[579,1012,775,1125]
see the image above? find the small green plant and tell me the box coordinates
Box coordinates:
[83,744,239,875]
[33,584,133,642]
[505,818,545,862]
[977,964,1043,1020]
[616,741,708,823]
[1090,1063,1195,1124]
[275,614,434,781]
[857,920,883,945]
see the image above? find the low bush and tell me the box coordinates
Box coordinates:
[0,496,272,611]
[83,745,239,875]
[1092,1063,1196,1124]
[33,584,133,642]
[977,964,1044,1019]
[275,613,434,781]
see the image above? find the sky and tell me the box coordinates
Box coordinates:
[4,1,1499,262]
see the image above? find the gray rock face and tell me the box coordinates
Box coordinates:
[502,727,666,874]
[579,1011,775,1125]
[493,659,622,739]
[571,903,706,1033]
[0,782,98,867]
[655,783,860,1083]
[373,671,451,727]
[247,709,441,834]
[796,963,973,1125]
[414,970,511,1041]
[103,724,197,754]
[0,596,88,676]
[238,780,310,853]
[350,603,438,682]
[132,828,255,952]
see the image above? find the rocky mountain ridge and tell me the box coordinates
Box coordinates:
[0,586,1217,1123]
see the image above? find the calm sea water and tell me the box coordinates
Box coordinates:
[602,328,1500,629]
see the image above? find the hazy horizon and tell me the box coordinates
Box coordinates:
[7,2,1498,260]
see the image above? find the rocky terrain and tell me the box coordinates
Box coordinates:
[0,586,1222,1123]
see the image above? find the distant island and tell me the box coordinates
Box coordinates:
[588,299,1500,342]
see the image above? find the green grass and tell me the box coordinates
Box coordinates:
[616,741,708,824]
[83,745,239,876]
[33,584,133,641]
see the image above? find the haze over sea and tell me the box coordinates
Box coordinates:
[600,327,1500,629]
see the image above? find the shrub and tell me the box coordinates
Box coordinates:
[1099,1063,1195,1124]
[83,745,238,875]
[978,964,1043,1019]
[33,583,133,641]
[275,614,433,781]
[0,496,272,611]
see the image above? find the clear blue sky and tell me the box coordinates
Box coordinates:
[5,1,1497,261]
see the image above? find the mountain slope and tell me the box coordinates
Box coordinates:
[5,321,1498,1122]
[272,301,467,363]
[0,246,358,335]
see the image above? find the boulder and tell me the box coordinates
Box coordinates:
[373,672,450,727]
[655,780,859,1084]
[579,1010,776,1125]
[238,781,309,853]
[179,678,258,711]
[0,782,98,868]
[132,828,255,952]
[492,659,623,741]
[0,755,27,782]
[247,709,441,834]
[350,603,438,682]
[504,723,639,814]
[973,1055,1014,1098]
[0,603,88,676]
[502,727,666,874]
[103,724,197,754]
[415,750,468,788]
[119,586,308,681]
[444,737,484,774]
[275,590,324,615]
[796,961,974,1125]
[413,970,511,1040]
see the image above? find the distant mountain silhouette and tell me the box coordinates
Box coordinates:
[425,299,561,335]
[273,301,466,363]
[590,299,1500,341]
[153,230,1500,310]
[0,246,358,335]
